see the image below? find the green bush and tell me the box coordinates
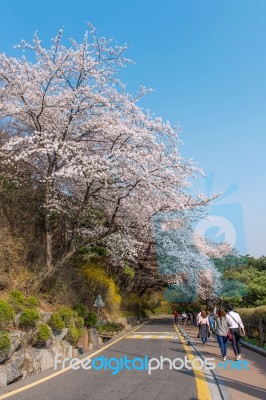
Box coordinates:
[57,307,74,326]
[26,296,39,308]
[49,312,65,332]
[85,312,97,328]
[0,332,11,357]
[36,323,51,342]
[0,300,15,330]
[75,316,84,329]
[66,324,81,345]
[8,290,25,311]
[72,304,88,319]
[237,306,266,325]
[96,322,125,333]
[20,308,40,329]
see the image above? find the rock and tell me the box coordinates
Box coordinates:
[6,349,25,384]
[40,312,53,324]
[0,366,7,387]
[61,341,73,359]
[23,349,54,376]
[89,328,103,349]
[0,331,27,364]
[14,313,22,329]
[77,328,89,352]
[54,328,68,342]
[49,340,73,360]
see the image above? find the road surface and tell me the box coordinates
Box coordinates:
[0,317,209,400]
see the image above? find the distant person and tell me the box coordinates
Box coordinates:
[226,304,245,361]
[197,311,202,338]
[208,312,215,341]
[215,309,228,360]
[198,310,210,346]
[173,309,178,324]
[192,311,197,327]
[182,311,187,325]
[187,312,192,325]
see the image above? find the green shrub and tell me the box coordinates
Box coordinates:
[72,304,88,319]
[0,332,11,357]
[237,306,266,325]
[66,324,81,345]
[96,322,125,333]
[26,296,39,308]
[75,316,84,329]
[37,323,51,342]
[123,265,135,278]
[85,312,97,328]
[57,307,74,326]
[8,290,25,311]
[49,312,65,332]
[20,308,40,329]
[0,300,15,330]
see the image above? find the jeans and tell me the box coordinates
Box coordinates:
[217,335,227,357]
[230,328,241,356]
[201,336,207,344]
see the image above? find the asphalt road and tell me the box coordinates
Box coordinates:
[0,317,200,400]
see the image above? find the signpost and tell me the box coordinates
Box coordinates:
[94,294,105,321]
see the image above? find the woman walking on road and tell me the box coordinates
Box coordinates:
[198,310,210,346]
[215,309,228,360]
[226,304,245,361]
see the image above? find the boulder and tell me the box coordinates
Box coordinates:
[40,312,53,324]
[6,349,25,384]
[89,328,103,349]
[77,328,90,352]
[0,366,7,387]
[14,313,22,329]
[0,330,27,364]
[49,340,73,360]
[23,348,54,376]
[54,328,68,342]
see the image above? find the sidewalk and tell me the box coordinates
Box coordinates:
[180,323,266,400]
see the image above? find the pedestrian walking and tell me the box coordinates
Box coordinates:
[197,311,202,338]
[214,309,228,360]
[226,304,245,361]
[182,311,187,325]
[192,311,197,327]
[198,310,210,346]
[208,312,215,340]
[173,309,178,324]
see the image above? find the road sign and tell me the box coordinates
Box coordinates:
[94,294,105,307]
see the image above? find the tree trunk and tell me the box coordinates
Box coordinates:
[44,180,53,276]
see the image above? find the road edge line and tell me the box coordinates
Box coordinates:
[0,320,149,399]
[174,324,212,400]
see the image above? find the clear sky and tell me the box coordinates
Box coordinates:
[1,0,265,256]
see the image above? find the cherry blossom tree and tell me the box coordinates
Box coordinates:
[0,25,216,288]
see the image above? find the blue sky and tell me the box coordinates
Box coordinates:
[1,0,265,256]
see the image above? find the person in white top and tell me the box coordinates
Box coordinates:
[226,304,245,360]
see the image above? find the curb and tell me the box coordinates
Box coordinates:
[241,341,266,357]
[176,324,231,400]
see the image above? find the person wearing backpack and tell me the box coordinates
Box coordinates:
[226,304,245,360]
